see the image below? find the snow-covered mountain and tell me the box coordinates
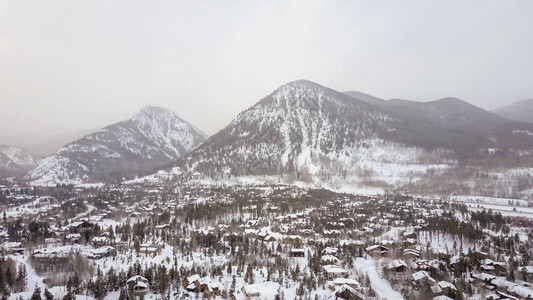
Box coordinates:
[27,106,207,185]
[0,145,40,169]
[493,98,533,124]
[0,152,24,177]
[0,145,40,177]
[134,80,533,189]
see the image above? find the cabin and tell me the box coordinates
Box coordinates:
[412,270,436,285]
[283,235,303,246]
[366,245,389,257]
[322,247,339,256]
[388,259,408,273]
[185,274,201,291]
[331,278,361,290]
[290,248,306,258]
[437,281,457,296]
[322,265,348,279]
[238,282,280,299]
[335,284,364,300]
[321,255,340,265]
[65,233,81,244]
[44,237,62,247]
[92,236,111,247]
[139,243,163,255]
[127,275,149,295]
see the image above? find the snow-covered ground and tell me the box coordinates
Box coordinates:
[353,257,403,300]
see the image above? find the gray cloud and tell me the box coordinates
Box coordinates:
[1,0,533,155]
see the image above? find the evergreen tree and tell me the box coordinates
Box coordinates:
[44,288,54,300]
[62,290,74,300]
[15,264,27,293]
[30,286,42,300]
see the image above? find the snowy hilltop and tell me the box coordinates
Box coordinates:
[27,106,206,185]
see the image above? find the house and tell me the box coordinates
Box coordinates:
[366,245,389,257]
[335,284,364,300]
[1,241,24,254]
[412,271,436,285]
[65,233,81,244]
[388,259,408,273]
[283,235,303,246]
[322,247,339,256]
[481,259,508,276]
[44,237,61,247]
[92,236,111,247]
[242,285,260,297]
[238,282,280,299]
[331,278,361,290]
[205,282,221,296]
[32,248,70,263]
[90,246,116,258]
[471,273,496,287]
[185,274,201,288]
[321,255,340,265]
[322,265,348,279]
[139,243,163,255]
[126,275,149,295]
[437,281,457,295]
[290,248,305,258]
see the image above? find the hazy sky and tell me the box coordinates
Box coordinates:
[2,0,533,155]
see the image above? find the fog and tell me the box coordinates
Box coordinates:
[1,0,533,155]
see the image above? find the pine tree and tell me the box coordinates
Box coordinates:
[62,290,74,300]
[227,262,232,275]
[15,264,27,293]
[30,286,42,300]
[44,288,53,300]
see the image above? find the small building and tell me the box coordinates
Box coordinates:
[284,235,303,246]
[366,245,389,257]
[412,271,436,285]
[66,233,81,244]
[92,236,111,247]
[126,275,149,295]
[322,265,348,279]
[388,259,408,273]
[290,248,305,258]
[321,255,340,265]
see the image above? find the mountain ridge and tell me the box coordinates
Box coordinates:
[132,80,533,188]
[27,106,206,185]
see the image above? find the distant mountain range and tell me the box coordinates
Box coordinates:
[13,80,533,194]
[27,106,206,185]
[133,80,533,189]
[492,99,533,124]
[0,145,40,178]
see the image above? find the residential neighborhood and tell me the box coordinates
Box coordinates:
[1,183,533,299]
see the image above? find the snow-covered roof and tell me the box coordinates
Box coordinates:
[432,296,453,300]
[412,270,435,282]
[437,281,456,290]
[127,275,149,284]
[323,265,347,274]
[241,282,280,297]
[187,274,200,283]
[332,278,360,286]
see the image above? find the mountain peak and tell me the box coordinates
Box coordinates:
[280,79,325,90]
[28,106,206,185]
[135,105,174,117]
[493,98,533,123]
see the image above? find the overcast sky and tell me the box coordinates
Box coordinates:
[2,0,533,155]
